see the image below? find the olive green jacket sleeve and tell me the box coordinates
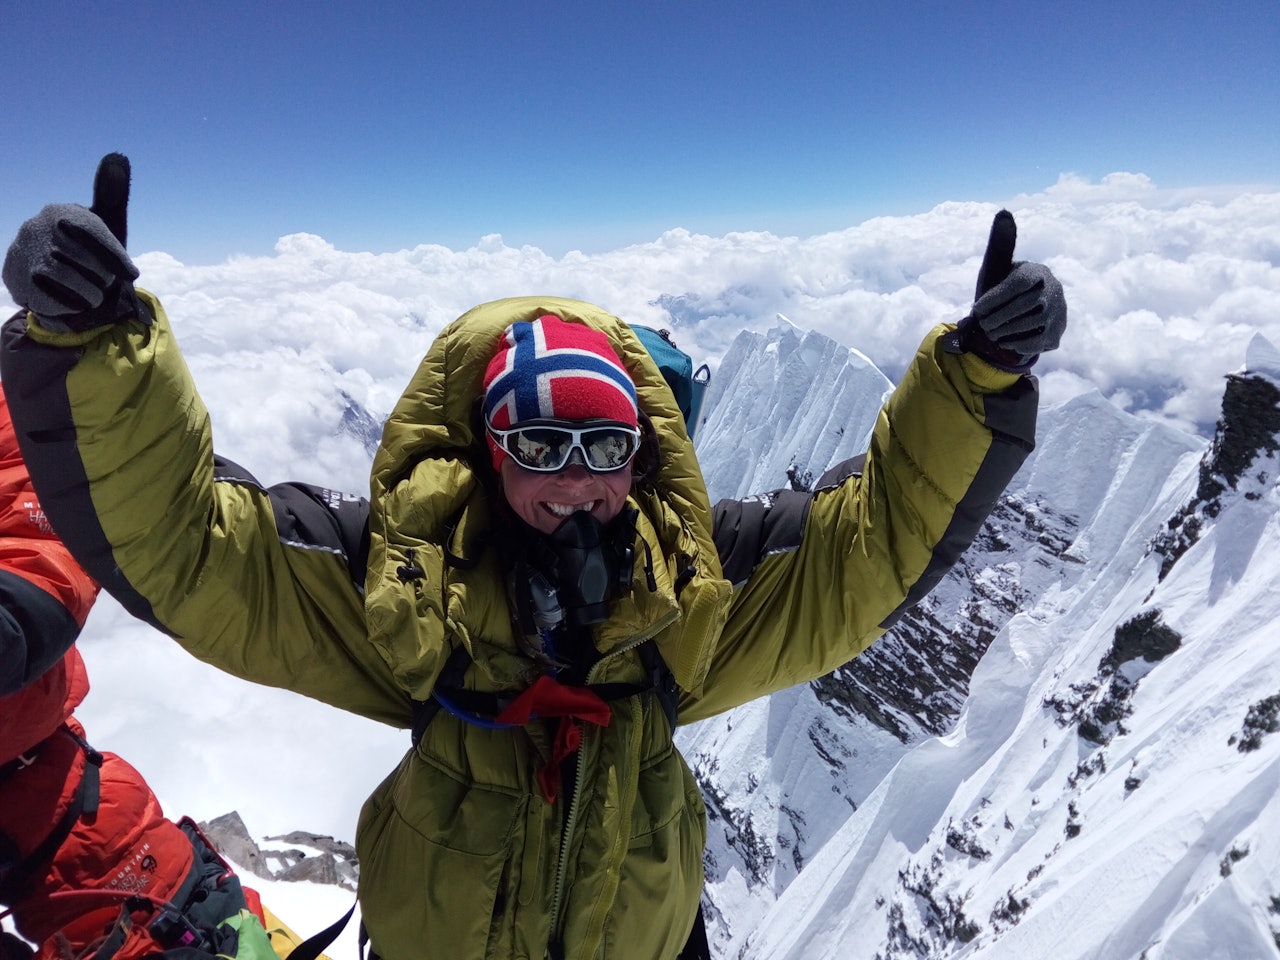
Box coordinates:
[680,324,1037,723]
[1,291,411,726]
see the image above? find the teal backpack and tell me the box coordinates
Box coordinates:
[628,325,711,438]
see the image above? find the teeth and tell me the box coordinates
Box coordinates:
[546,501,597,517]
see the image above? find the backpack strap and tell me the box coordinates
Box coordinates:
[0,725,103,903]
[89,900,147,960]
[284,901,357,960]
[638,639,680,731]
[409,644,475,747]
[675,903,712,960]
[59,725,103,816]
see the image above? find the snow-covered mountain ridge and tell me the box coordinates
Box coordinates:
[694,316,893,502]
[675,326,1280,959]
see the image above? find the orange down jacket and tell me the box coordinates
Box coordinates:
[0,385,197,960]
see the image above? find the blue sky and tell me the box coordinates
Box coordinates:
[4,0,1278,264]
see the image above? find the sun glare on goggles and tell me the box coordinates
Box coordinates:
[489,420,642,473]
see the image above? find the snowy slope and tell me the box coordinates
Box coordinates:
[679,342,1280,958]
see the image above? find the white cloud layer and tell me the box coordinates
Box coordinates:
[2,171,1277,866]
[4,172,1278,485]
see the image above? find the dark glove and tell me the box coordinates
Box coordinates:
[2,153,150,334]
[945,210,1067,374]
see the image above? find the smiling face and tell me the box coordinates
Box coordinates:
[500,458,633,535]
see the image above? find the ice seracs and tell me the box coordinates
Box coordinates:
[1243,331,1280,384]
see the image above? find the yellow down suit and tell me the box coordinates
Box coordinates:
[1,292,1037,960]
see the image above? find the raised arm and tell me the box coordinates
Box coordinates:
[683,211,1066,722]
[1,155,408,726]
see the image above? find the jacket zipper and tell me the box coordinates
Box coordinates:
[548,722,588,945]
[546,608,679,945]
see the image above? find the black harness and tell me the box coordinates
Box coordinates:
[410,636,679,749]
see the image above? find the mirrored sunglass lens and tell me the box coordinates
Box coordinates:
[583,429,638,470]
[511,429,573,469]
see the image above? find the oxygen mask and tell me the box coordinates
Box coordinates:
[515,508,637,632]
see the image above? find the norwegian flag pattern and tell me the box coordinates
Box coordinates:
[483,317,638,429]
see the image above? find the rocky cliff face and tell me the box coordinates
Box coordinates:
[812,493,1080,745]
[1151,370,1280,578]
[201,811,358,891]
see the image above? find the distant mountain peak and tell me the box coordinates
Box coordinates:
[1243,331,1280,382]
[767,312,802,337]
[695,324,893,502]
[1151,368,1280,579]
[339,389,385,456]
[201,811,358,891]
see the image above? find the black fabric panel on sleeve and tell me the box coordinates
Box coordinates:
[0,567,82,696]
[213,457,370,590]
[983,376,1039,451]
[712,488,814,588]
[0,313,166,634]
[877,379,1038,629]
[711,497,766,588]
[711,453,866,588]
[814,453,867,490]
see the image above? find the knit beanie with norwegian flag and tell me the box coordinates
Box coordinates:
[483,315,639,471]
